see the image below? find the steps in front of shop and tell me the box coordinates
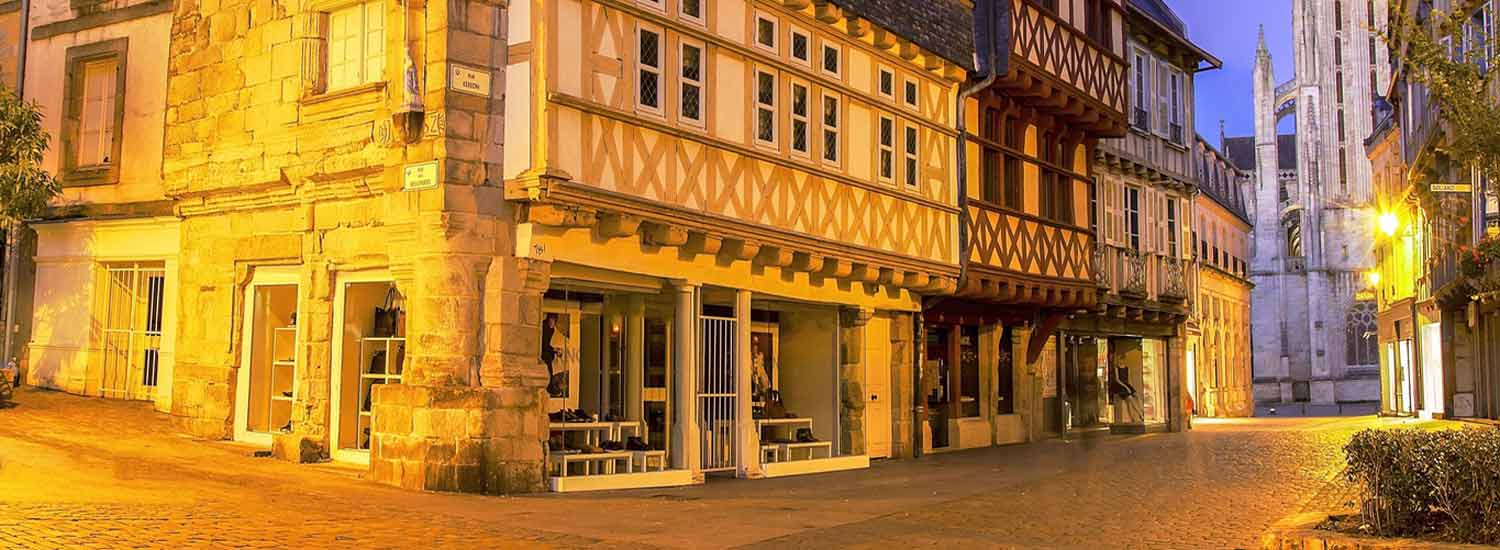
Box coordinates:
[1253,402,1379,417]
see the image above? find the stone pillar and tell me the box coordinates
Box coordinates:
[670,281,700,476]
[1011,324,1039,443]
[626,295,645,421]
[839,306,872,457]
[735,289,761,478]
[1168,332,1189,432]
[889,313,916,459]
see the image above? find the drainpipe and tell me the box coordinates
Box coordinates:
[2,0,31,376]
[911,0,1008,459]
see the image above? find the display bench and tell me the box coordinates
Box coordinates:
[546,420,693,493]
[756,417,869,478]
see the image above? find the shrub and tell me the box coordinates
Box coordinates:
[1344,427,1500,545]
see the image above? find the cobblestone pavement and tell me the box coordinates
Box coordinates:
[0,388,1453,549]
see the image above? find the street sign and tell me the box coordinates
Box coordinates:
[1431,183,1472,193]
[402,161,439,191]
[449,64,492,97]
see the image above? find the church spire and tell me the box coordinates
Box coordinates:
[1256,24,1268,57]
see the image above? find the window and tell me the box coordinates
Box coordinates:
[1336,71,1344,104]
[878,116,895,183]
[790,28,810,64]
[756,70,777,145]
[1155,59,1170,136]
[680,0,703,23]
[980,107,1002,202]
[1085,0,1113,47]
[680,42,704,123]
[1003,117,1023,209]
[1088,177,1099,234]
[637,0,663,11]
[1131,48,1151,130]
[1166,199,1178,257]
[755,13,777,51]
[1168,69,1184,144]
[903,79,918,109]
[327,1,385,91]
[63,38,127,186]
[822,43,841,77]
[878,67,894,99]
[79,58,118,168]
[637,28,663,111]
[904,124,919,188]
[1039,135,1074,224]
[1125,187,1141,250]
[822,94,840,163]
[1334,0,1343,29]
[1339,149,1349,192]
[790,82,809,155]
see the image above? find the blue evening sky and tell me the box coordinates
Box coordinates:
[1164,0,1296,145]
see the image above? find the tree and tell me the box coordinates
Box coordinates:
[1385,5,1500,185]
[0,87,58,224]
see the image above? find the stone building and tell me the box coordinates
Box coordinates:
[1227,0,1390,412]
[1188,134,1253,418]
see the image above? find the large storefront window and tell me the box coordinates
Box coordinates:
[1140,338,1167,425]
[234,271,299,446]
[332,279,405,460]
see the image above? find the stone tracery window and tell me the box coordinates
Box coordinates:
[1345,300,1378,367]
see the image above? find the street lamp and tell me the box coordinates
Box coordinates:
[1366,270,1382,288]
[1379,211,1401,237]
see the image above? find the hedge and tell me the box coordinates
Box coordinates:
[1344,427,1500,545]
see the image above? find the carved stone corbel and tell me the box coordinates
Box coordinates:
[840,306,874,328]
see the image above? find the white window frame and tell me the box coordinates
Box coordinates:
[679,39,706,125]
[755,12,778,53]
[821,92,841,164]
[878,66,895,100]
[790,80,810,157]
[636,25,665,115]
[78,58,118,168]
[903,123,920,188]
[636,0,664,12]
[325,0,386,92]
[821,41,842,78]
[790,26,811,66]
[678,0,704,24]
[877,115,895,184]
[755,68,778,147]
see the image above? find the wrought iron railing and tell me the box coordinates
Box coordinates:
[1160,256,1188,301]
[1121,249,1147,297]
[1093,242,1110,288]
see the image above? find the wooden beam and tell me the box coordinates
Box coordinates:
[719,239,760,262]
[595,212,642,238]
[684,232,721,256]
[872,28,897,49]
[790,251,825,273]
[819,258,853,279]
[755,246,794,267]
[641,222,688,247]
[526,203,595,227]
[1025,313,1065,365]
[845,15,871,38]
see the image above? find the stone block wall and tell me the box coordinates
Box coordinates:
[888,313,915,458]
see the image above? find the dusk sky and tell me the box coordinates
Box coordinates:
[1165,0,1296,145]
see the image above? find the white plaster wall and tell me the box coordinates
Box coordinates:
[26,218,180,412]
[23,11,171,205]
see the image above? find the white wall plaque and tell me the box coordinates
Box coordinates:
[449,64,492,97]
[403,161,440,191]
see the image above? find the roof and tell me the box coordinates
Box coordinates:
[828,0,975,70]
[1128,0,1185,37]
[1222,134,1298,172]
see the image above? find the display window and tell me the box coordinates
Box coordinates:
[233,267,299,446]
[329,277,405,462]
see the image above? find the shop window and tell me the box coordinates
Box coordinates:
[100,263,165,401]
[997,326,1014,415]
[335,281,405,454]
[958,325,980,418]
[924,327,951,448]
[239,282,299,439]
[326,1,385,91]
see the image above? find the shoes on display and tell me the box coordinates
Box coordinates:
[795,428,817,443]
[548,410,566,423]
[601,440,625,451]
[625,436,649,451]
[280,420,293,433]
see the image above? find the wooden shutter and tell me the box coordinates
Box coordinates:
[1156,59,1170,136]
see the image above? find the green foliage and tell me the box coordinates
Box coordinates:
[1344,428,1500,544]
[1386,6,1500,182]
[0,86,58,224]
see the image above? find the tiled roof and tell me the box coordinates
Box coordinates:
[1222,134,1298,172]
[829,0,976,70]
[1128,0,1185,37]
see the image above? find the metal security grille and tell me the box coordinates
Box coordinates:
[101,264,164,401]
[698,315,737,472]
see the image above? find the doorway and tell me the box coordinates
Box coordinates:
[234,267,300,446]
[99,263,166,401]
[864,316,891,458]
[329,275,406,464]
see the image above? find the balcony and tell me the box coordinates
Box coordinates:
[1093,244,1193,317]
[999,0,1129,136]
[958,201,1096,309]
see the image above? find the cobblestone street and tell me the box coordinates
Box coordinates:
[0,388,1447,549]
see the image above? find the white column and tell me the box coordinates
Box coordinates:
[626,294,644,421]
[671,280,700,475]
[735,289,761,478]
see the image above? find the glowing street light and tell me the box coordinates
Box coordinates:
[1378,211,1401,237]
[1366,270,1382,288]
